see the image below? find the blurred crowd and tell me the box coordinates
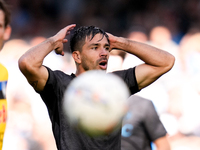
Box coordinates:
[1,0,200,150]
[5,0,200,44]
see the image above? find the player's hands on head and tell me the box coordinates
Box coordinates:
[106,32,118,52]
[53,24,76,56]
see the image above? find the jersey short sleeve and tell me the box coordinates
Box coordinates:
[37,66,75,117]
[111,67,140,95]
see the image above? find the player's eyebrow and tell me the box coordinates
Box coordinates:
[104,43,110,47]
[89,43,99,47]
[88,43,110,47]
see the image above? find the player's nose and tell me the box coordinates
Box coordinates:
[100,48,109,57]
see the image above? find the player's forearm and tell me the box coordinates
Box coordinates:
[154,136,171,150]
[113,37,175,69]
[18,37,55,74]
[156,144,171,150]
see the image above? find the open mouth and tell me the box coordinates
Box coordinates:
[99,62,107,66]
[99,60,107,69]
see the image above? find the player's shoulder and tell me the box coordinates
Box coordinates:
[45,65,74,80]
[54,69,71,77]
[54,70,76,84]
[111,67,136,76]
[44,66,75,88]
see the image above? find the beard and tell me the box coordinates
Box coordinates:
[81,57,108,71]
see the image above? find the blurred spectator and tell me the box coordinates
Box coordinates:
[172,32,200,137]
[149,26,181,78]
[149,26,179,58]
[179,32,200,76]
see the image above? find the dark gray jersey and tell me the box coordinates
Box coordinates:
[121,95,167,150]
[38,66,139,150]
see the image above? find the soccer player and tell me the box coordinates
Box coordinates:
[121,95,171,150]
[0,0,12,149]
[18,25,175,150]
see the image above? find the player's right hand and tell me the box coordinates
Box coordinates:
[53,24,76,56]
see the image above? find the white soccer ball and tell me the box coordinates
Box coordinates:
[63,70,130,136]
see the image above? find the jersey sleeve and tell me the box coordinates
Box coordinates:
[37,66,74,118]
[37,66,59,114]
[143,100,167,141]
[111,67,140,95]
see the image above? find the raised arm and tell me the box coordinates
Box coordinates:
[18,24,76,91]
[107,33,175,90]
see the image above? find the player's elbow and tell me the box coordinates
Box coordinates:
[163,54,175,73]
[18,56,34,76]
[18,56,27,73]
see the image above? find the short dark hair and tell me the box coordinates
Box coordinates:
[0,0,11,27]
[70,26,109,53]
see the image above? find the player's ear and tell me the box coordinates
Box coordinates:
[3,25,11,41]
[72,51,81,64]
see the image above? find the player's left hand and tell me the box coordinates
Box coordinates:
[106,32,121,52]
